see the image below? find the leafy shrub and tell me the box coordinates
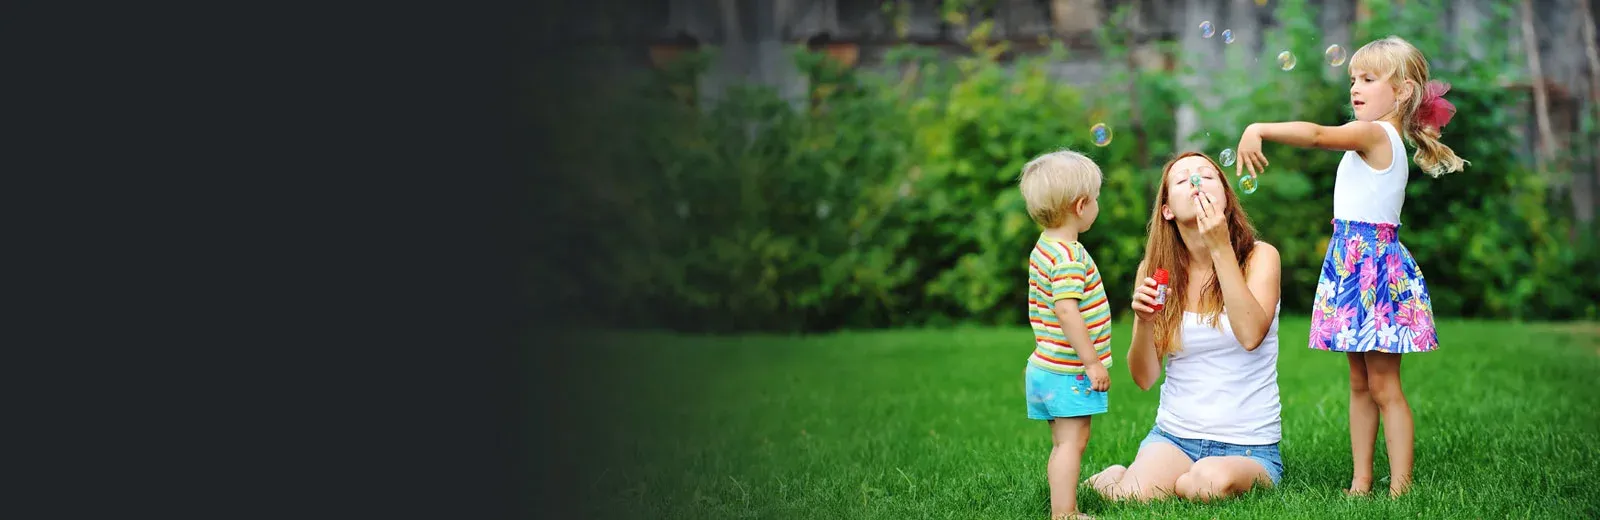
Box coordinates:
[553,0,1597,333]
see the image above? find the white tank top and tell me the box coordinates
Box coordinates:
[1332,121,1409,225]
[1154,305,1282,445]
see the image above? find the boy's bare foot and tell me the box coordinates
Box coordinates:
[1389,482,1412,498]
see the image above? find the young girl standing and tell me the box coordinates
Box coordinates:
[1233,35,1467,497]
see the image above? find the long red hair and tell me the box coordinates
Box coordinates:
[1140,151,1258,358]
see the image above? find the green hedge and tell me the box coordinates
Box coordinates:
[547,0,1599,333]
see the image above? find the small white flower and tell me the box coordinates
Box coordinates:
[1378,324,1399,347]
[1336,328,1356,350]
[1316,280,1336,300]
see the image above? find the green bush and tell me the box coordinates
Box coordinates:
[556,0,1598,333]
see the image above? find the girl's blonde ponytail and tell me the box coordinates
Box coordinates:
[1407,123,1467,177]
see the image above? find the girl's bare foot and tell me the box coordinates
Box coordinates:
[1051,513,1095,520]
[1389,480,1412,498]
[1344,478,1372,497]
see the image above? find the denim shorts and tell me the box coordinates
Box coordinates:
[1139,426,1284,485]
[1024,364,1108,419]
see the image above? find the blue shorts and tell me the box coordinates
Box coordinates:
[1025,364,1107,419]
[1139,426,1284,485]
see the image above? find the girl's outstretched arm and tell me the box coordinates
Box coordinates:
[1235,120,1389,177]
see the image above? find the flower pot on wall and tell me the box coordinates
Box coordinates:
[819,42,859,68]
[649,44,693,69]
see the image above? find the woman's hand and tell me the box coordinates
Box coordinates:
[1196,192,1233,253]
[1236,125,1268,178]
[1130,276,1161,323]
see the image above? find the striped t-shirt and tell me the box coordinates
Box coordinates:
[1027,235,1114,374]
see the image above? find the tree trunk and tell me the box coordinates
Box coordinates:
[1578,0,1600,233]
[1125,8,1146,167]
[1581,0,1600,103]
[1520,0,1558,176]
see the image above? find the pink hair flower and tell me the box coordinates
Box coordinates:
[1415,80,1456,131]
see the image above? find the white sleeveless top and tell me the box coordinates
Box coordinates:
[1155,305,1282,445]
[1333,121,1409,225]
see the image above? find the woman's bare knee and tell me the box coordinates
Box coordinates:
[1173,471,1197,498]
[1176,461,1233,501]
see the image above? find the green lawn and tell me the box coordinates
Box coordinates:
[554,318,1600,519]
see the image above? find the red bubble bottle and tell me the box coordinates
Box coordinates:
[1152,268,1170,312]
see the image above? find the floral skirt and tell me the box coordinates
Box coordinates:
[1310,219,1438,353]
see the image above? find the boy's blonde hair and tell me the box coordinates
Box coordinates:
[1019,150,1102,228]
[1348,35,1469,177]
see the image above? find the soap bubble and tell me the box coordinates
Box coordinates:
[1239,173,1259,194]
[1200,21,1214,39]
[816,200,831,219]
[1219,148,1236,167]
[1091,123,1112,146]
[1222,30,1234,44]
[676,201,690,219]
[1277,51,1297,71]
[1325,44,1346,66]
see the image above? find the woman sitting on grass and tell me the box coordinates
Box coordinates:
[1084,151,1285,502]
